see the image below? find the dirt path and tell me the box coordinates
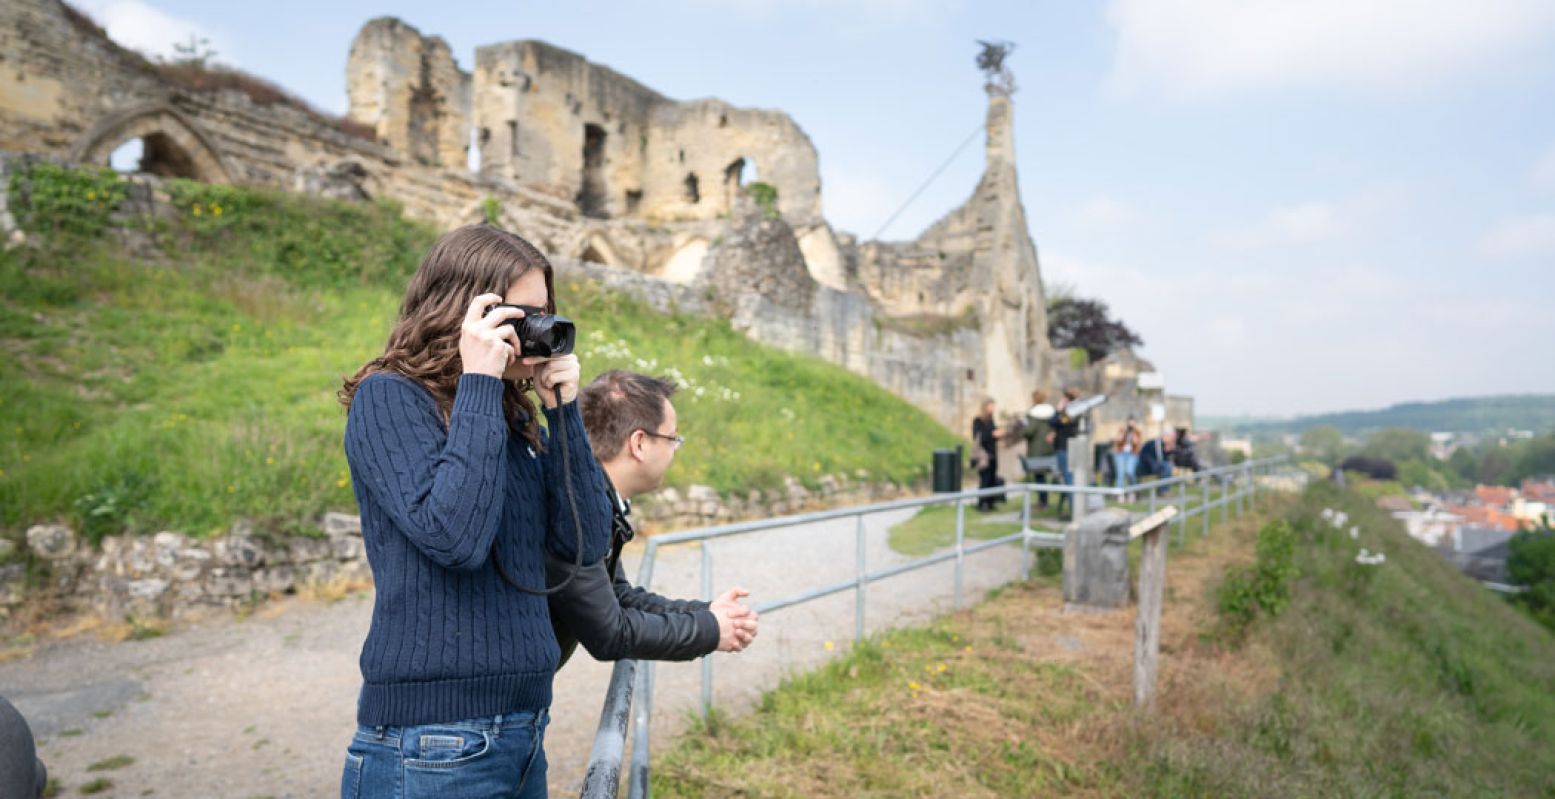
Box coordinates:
[1,506,1036,797]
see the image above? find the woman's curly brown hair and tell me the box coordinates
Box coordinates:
[339,224,556,451]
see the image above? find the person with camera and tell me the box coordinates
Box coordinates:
[336,224,612,799]
[546,370,758,670]
[1112,415,1143,492]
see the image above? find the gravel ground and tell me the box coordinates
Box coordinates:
[1,506,1034,797]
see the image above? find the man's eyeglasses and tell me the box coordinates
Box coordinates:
[641,430,685,449]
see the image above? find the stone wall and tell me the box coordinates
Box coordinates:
[1,476,918,622]
[5,514,368,622]
[347,17,471,170]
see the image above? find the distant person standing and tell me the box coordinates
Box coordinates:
[971,398,1005,511]
[1021,389,1057,509]
[1049,387,1082,485]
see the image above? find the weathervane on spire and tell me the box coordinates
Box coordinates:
[976,39,1017,95]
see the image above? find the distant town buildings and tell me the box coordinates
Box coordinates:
[1389,478,1553,586]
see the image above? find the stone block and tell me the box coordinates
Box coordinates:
[212,535,265,569]
[331,535,365,562]
[26,523,76,560]
[289,537,333,563]
[1062,508,1131,610]
[170,548,211,583]
[322,512,362,537]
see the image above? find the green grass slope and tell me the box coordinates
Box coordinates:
[654,483,1555,797]
[0,162,956,541]
[1141,482,1555,797]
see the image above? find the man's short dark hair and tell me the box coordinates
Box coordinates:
[580,370,679,462]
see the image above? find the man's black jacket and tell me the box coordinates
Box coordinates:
[547,490,719,667]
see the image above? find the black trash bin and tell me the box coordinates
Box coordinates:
[933,448,961,493]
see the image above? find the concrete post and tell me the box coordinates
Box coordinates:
[1069,433,1093,522]
[1062,508,1131,611]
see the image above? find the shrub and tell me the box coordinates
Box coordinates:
[1216,519,1298,639]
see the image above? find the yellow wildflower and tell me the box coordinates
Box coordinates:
[211,204,223,216]
[908,681,921,691]
[337,478,349,488]
[265,457,275,466]
[86,190,96,200]
[823,640,834,651]
[936,663,946,673]
[192,204,202,216]
[227,484,236,493]
[963,645,973,653]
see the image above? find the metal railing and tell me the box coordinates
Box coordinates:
[579,456,1294,798]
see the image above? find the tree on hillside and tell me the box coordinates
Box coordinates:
[1512,431,1555,483]
[1300,425,1346,465]
[1508,521,1555,632]
[1046,295,1142,364]
[1363,428,1432,464]
[1480,447,1514,486]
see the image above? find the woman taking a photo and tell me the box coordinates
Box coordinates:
[336,225,612,797]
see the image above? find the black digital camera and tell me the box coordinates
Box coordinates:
[489,303,576,358]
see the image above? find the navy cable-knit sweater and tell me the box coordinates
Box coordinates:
[344,371,611,726]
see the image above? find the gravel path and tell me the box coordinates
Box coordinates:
[1,506,1034,797]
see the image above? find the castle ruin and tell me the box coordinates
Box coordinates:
[0,0,1191,441]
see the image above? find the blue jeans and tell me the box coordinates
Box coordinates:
[341,709,549,799]
[1112,452,1138,488]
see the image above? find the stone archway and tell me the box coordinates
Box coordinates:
[71,103,234,184]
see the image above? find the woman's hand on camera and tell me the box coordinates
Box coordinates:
[461,294,523,378]
[528,353,581,408]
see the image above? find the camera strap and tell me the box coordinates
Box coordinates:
[490,384,586,596]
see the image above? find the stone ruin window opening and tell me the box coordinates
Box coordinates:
[578,123,609,218]
[507,120,519,159]
[580,244,607,264]
[723,157,757,208]
[467,127,483,173]
[624,189,642,215]
[106,133,201,180]
[684,172,700,204]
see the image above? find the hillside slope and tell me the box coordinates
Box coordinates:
[1203,394,1555,437]
[0,162,957,541]
[655,483,1555,796]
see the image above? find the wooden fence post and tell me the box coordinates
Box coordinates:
[1131,506,1179,710]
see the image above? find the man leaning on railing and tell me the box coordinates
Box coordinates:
[547,370,758,669]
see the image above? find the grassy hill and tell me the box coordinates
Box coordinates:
[0,162,957,542]
[1202,394,1555,437]
[655,482,1555,797]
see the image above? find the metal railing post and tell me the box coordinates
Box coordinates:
[1176,478,1186,546]
[1221,474,1229,526]
[626,662,654,799]
[1020,489,1033,580]
[855,514,866,642]
[954,496,966,609]
[700,540,712,718]
[1201,475,1210,538]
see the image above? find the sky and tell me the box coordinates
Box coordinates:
[73,0,1555,417]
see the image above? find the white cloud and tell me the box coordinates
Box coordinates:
[74,0,234,65]
[1072,197,1139,229]
[1532,145,1555,190]
[1106,0,1555,98]
[1478,212,1555,258]
[1215,187,1404,250]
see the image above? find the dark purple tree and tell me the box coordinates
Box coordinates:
[1046,296,1143,364]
